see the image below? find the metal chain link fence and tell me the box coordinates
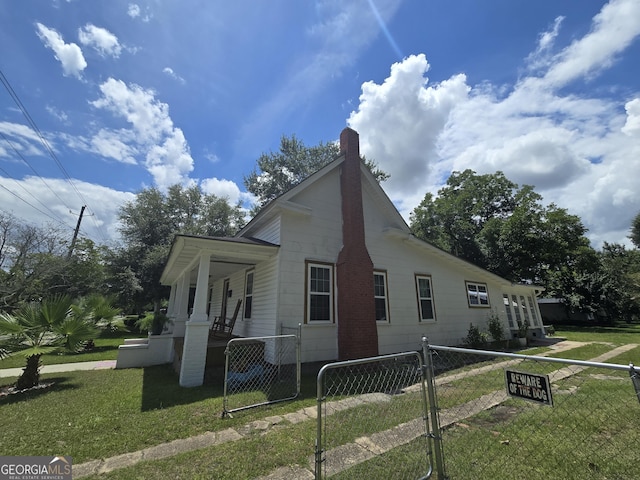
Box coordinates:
[426,343,640,480]
[315,352,433,480]
[222,333,300,417]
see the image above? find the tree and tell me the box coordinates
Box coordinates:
[244,134,389,211]
[410,170,592,285]
[0,211,109,312]
[631,211,640,248]
[112,185,246,313]
[0,295,98,390]
[596,243,640,322]
[411,170,517,265]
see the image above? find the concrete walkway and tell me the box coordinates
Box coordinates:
[0,359,117,378]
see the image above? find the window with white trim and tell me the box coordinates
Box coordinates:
[527,296,540,327]
[374,271,389,322]
[504,292,540,331]
[520,295,531,325]
[415,275,435,321]
[306,262,333,323]
[243,270,254,319]
[503,294,515,328]
[466,282,490,307]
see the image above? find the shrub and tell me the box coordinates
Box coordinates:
[487,311,505,344]
[136,312,171,335]
[464,323,489,349]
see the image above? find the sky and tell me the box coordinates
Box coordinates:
[1,0,639,249]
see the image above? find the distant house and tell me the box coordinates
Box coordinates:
[117,128,545,387]
[537,298,607,325]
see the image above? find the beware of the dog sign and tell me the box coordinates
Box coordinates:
[505,370,553,406]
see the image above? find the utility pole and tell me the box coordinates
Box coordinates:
[67,205,86,259]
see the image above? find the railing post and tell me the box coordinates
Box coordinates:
[422,336,447,479]
[296,323,302,397]
[630,363,640,405]
[315,363,328,479]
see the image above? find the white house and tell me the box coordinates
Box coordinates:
[117,127,545,387]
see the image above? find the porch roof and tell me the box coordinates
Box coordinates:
[160,234,279,286]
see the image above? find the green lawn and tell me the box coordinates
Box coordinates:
[0,322,638,479]
[0,328,142,369]
[553,323,640,345]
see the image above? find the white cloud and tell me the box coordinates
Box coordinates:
[347,0,640,247]
[0,175,135,243]
[127,4,140,18]
[78,24,122,58]
[35,23,87,78]
[45,105,69,124]
[90,129,138,164]
[348,53,470,212]
[0,121,48,159]
[162,67,185,84]
[127,3,151,22]
[91,78,194,188]
[543,0,640,87]
[200,177,252,205]
[525,16,564,72]
[622,98,640,136]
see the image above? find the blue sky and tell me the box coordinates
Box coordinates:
[1,0,639,248]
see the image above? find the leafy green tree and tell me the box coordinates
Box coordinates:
[245,134,389,211]
[630,211,640,248]
[597,243,640,322]
[0,211,109,312]
[112,185,246,314]
[411,170,517,264]
[0,295,99,390]
[0,213,70,310]
[410,170,592,287]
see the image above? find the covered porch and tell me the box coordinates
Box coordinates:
[161,234,279,387]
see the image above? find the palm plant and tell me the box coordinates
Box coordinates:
[0,295,98,390]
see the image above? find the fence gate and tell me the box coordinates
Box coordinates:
[222,331,300,418]
[425,341,640,480]
[315,352,433,480]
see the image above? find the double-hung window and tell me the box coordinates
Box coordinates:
[466,282,490,307]
[243,270,254,319]
[415,275,435,321]
[307,262,333,323]
[374,271,389,322]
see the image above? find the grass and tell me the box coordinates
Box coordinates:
[0,322,639,478]
[553,323,640,345]
[0,364,320,464]
[0,327,142,369]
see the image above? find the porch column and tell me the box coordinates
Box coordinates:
[165,283,177,334]
[172,274,190,338]
[180,253,211,387]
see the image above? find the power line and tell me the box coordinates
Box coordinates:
[0,131,73,221]
[0,182,72,224]
[0,68,110,244]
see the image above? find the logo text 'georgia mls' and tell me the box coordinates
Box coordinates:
[0,456,72,480]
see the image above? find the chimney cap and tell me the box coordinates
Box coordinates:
[340,127,360,157]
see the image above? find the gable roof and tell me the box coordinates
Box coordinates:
[238,142,541,292]
[238,152,410,239]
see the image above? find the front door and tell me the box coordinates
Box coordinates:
[220,279,230,320]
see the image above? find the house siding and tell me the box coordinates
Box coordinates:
[361,179,512,351]
[251,216,281,244]
[243,255,279,338]
[277,170,343,362]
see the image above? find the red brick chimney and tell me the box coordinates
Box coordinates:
[336,127,379,360]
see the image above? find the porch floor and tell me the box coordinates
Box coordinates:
[172,334,242,376]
